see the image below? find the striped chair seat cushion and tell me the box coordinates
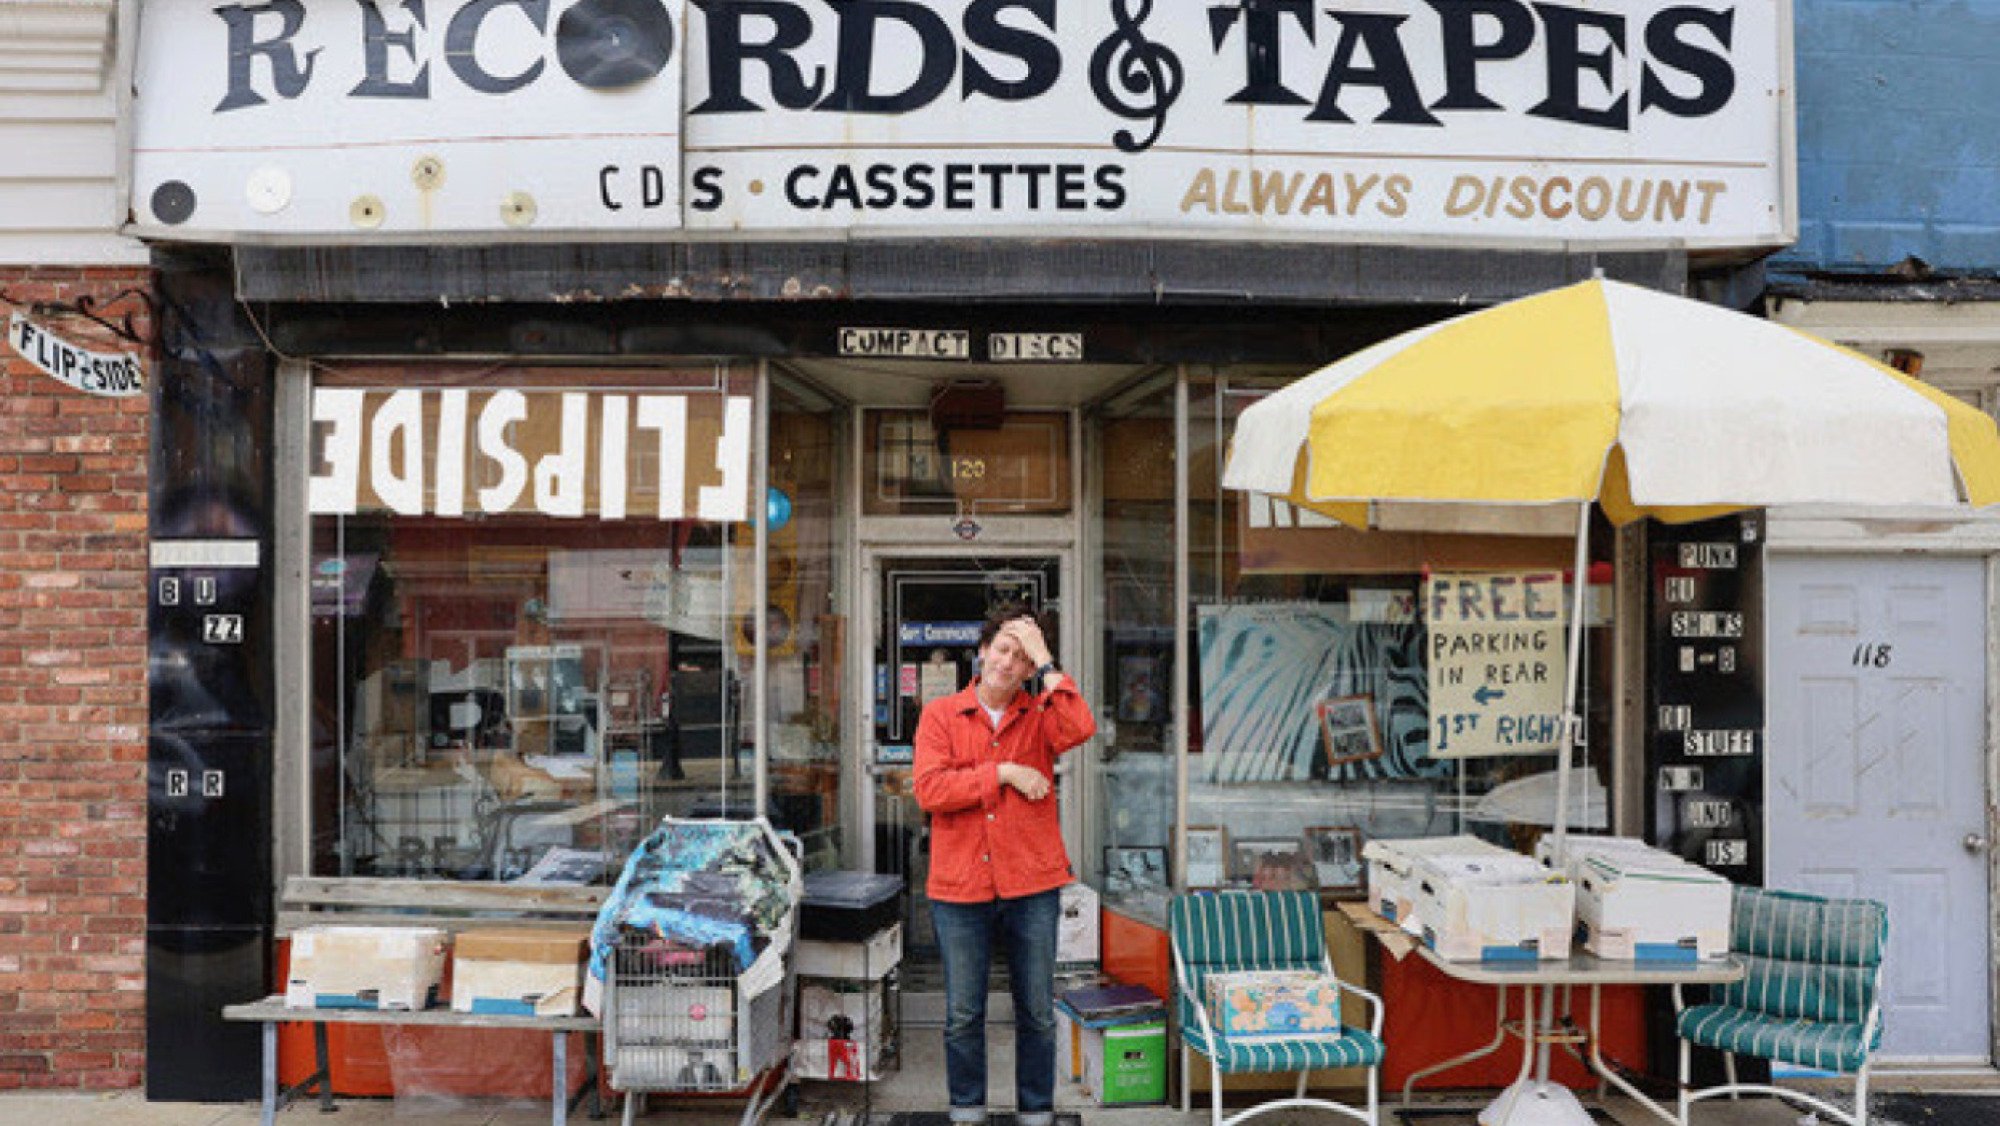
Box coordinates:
[1182,1023,1386,1074]
[1677,1003,1876,1073]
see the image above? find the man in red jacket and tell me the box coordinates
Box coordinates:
[914,605,1095,1126]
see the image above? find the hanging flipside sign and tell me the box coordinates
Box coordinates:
[6,314,147,398]
[1425,570,1568,758]
[307,387,752,522]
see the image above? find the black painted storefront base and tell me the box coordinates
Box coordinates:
[145,924,269,1101]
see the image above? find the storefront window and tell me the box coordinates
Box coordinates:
[1182,373,1615,895]
[1093,376,1177,918]
[306,365,758,881]
[764,375,847,869]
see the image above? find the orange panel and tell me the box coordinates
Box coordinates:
[1380,951,1648,1091]
[1099,906,1171,1001]
[273,938,589,1098]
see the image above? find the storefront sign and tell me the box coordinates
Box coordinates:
[129,0,1790,248]
[1424,570,1567,757]
[898,621,984,647]
[6,314,147,397]
[988,333,1082,362]
[307,388,751,521]
[1647,514,1763,879]
[838,327,969,360]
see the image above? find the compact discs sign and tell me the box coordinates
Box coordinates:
[129,0,1787,247]
[6,315,147,398]
[1426,570,1567,758]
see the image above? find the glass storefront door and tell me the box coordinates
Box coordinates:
[863,555,1068,958]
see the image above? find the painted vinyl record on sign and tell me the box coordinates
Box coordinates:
[556,0,673,89]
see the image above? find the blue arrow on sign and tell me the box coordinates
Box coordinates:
[1474,685,1507,705]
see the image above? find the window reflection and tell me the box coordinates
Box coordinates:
[1177,373,1616,898]
[1093,378,1177,918]
[308,367,758,882]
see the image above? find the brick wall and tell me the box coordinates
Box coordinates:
[0,267,152,1089]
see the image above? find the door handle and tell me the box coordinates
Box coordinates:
[1965,833,1991,854]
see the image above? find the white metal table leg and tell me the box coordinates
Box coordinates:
[1402,984,1513,1104]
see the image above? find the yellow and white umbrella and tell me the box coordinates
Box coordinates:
[1222,276,2000,849]
[1225,277,2000,527]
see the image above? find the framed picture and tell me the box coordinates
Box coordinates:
[1116,652,1164,723]
[1184,826,1228,890]
[1317,694,1384,768]
[506,643,594,756]
[1232,837,1315,892]
[1104,846,1168,893]
[1304,826,1365,896]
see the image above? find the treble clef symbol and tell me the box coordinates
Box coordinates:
[1089,0,1184,154]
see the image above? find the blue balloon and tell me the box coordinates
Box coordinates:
[765,487,793,530]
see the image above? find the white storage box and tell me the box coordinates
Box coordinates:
[795,923,902,981]
[1363,835,1512,930]
[286,925,447,1011]
[1575,853,1732,961]
[1413,854,1576,962]
[1534,834,1663,876]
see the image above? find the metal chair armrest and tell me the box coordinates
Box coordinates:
[1172,940,1220,1047]
[1322,953,1385,1038]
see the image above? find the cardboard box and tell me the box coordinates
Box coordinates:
[451,926,589,1016]
[1056,983,1166,1097]
[1081,1020,1166,1105]
[1413,854,1576,962]
[1203,970,1345,1043]
[1575,854,1732,961]
[795,922,901,981]
[1363,835,1512,930]
[286,926,447,1011]
[1058,882,1101,968]
[1058,1004,1080,1081]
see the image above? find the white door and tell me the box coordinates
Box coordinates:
[1767,555,1991,1062]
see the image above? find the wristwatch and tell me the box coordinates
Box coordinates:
[1036,661,1059,679]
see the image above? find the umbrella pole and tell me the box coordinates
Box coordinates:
[1551,500,1591,861]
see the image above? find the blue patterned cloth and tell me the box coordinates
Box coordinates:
[587,821,792,987]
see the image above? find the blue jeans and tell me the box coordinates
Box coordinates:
[930,888,1061,1121]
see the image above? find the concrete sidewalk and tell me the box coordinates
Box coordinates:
[0,1087,1888,1126]
[0,1096,1824,1126]
[4,1026,1984,1126]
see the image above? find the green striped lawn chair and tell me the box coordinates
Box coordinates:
[1675,885,1888,1126]
[1169,891,1386,1126]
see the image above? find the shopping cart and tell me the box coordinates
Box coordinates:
[595,816,801,1126]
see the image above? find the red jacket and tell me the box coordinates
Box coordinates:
[912,678,1096,903]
